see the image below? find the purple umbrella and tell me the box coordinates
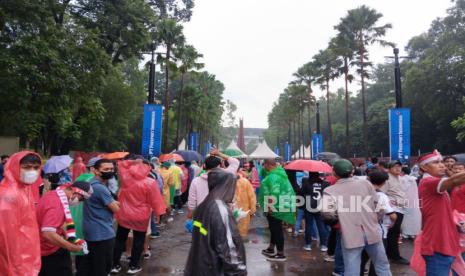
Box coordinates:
[44,155,73,174]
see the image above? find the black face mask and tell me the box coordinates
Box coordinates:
[99,171,114,180]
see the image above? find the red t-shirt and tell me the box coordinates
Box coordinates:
[36,191,66,256]
[419,176,460,256]
[451,185,465,214]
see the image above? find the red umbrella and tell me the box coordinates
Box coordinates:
[159,153,184,163]
[284,159,332,173]
[99,152,129,160]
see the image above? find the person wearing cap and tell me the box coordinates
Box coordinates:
[417,151,465,275]
[381,160,409,265]
[322,159,391,276]
[36,181,93,276]
[86,157,102,173]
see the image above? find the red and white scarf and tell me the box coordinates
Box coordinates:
[56,187,87,250]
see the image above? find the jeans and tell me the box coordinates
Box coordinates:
[39,248,72,276]
[294,209,305,232]
[386,212,404,260]
[79,238,115,276]
[267,215,284,252]
[304,211,328,247]
[113,225,146,268]
[424,252,455,276]
[335,231,345,275]
[341,237,391,276]
[150,212,159,235]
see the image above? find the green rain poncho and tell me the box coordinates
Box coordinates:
[259,166,296,224]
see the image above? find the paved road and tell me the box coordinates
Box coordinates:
[115,209,416,275]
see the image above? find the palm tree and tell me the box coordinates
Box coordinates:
[336,5,393,155]
[157,18,185,152]
[292,62,318,149]
[329,34,355,156]
[314,48,341,149]
[173,44,204,149]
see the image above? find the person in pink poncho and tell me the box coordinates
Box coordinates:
[111,159,166,274]
[0,151,43,276]
[72,157,87,182]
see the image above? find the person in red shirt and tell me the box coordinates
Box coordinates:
[36,181,93,276]
[451,163,465,213]
[418,151,465,275]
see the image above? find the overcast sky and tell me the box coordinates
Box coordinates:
[182,0,452,128]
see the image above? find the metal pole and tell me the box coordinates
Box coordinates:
[316,102,321,134]
[394,48,402,108]
[148,43,156,104]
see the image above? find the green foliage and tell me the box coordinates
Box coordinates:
[0,0,225,156]
[268,1,465,157]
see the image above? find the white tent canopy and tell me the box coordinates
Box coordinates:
[292,145,311,159]
[178,139,187,151]
[225,140,248,158]
[249,140,280,159]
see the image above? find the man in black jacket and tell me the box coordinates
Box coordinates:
[299,172,330,252]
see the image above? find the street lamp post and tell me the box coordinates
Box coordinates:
[385,47,411,108]
[316,102,321,134]
[148,43,156,104]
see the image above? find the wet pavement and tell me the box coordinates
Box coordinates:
[116,209,416,275]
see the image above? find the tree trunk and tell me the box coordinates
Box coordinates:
[359,45,368,157]
[175,73,185,150]
[162,46,171,153]
[301,109,305,159]
[298,109,302,159]
[344,57,350,157]
[326,78,333,150]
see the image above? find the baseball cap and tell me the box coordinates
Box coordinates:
[333,159,354,178]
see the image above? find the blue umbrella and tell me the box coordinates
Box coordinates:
[44,155,73,174]
[173,150,203,162]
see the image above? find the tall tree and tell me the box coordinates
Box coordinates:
[156,18,185,152]
[173,44,204,149]
[329,34,355,156]
[292,62,318,144]
[336,5,393,155]
[314,48,341,149]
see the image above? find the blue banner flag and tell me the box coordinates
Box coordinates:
[141,104,163,158]
[203,141,212,157]
[389,108,411,163]
[284,142,291,161]
[274,146,280,156]
[311,134,324,160]
[188,132,199,151]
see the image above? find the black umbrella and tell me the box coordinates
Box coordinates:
[174,150,203,162]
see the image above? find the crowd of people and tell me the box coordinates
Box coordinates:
[1,149,465,276]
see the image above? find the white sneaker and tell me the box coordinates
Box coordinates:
[321,245,328,252]
[303,244,312,251]
[324,255,335,262]
[167,217,174,222]
[110,265,122,273]
[177,209,184,214]
[127,266,142,274]
[298,229,304,233]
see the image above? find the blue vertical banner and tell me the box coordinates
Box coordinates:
[389,108,411,163]
[203,141,212,157]
[284,142,291,162]
[274,146,280,156]
[141,104,163,157]
[188,132,199,151]
[311,134,324,160]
